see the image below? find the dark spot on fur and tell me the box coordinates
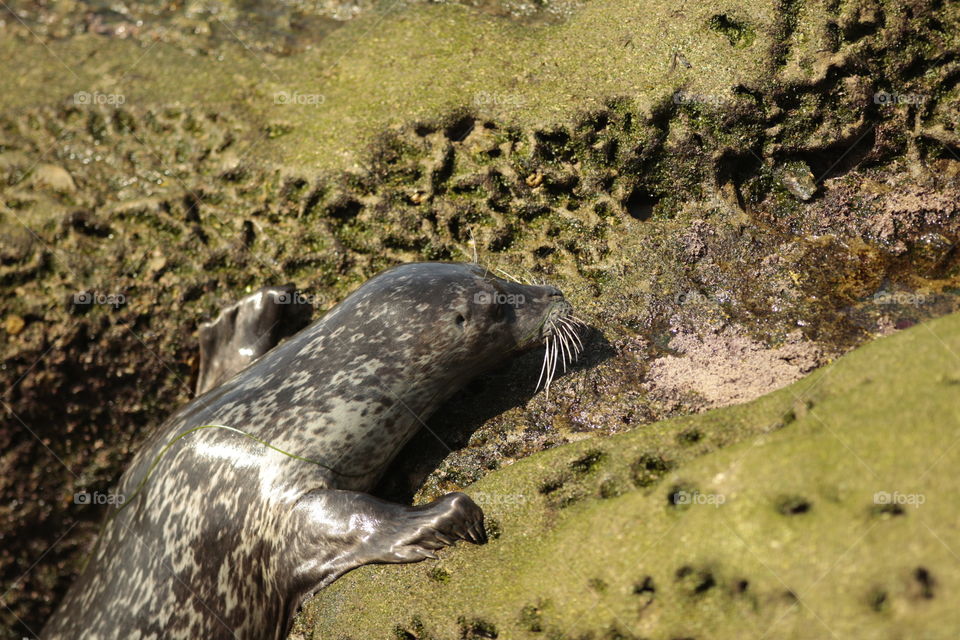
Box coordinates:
[393,616,428,640]
[667,484,696,507]
[707,13,755,46]
[694,574,715,594]
[393,627,416,640]
[326,195,362,223]
[534,246,555,258]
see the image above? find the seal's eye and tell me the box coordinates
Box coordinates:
[455,313,466,329]
[490,302,504,320]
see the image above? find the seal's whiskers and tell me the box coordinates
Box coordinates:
[535,335,551,393]
[558,317,584,352]
[539,333,552,396]
[557,325,571,373]
[535,311,586,400]
[550,337,560,399]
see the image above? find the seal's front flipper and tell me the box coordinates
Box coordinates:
[364,491,488,563]
[196,284,312,395]
[284,490,486,598]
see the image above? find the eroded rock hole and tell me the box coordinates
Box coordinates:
[446,116,475,142]
[915,567,935,599]
[632,454,674,487]
[777,496,811,515]
[625,188,657,221]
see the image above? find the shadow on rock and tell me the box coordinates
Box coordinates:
[376,325,614,503]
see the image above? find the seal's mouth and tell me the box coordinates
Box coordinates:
[535,299,586,398]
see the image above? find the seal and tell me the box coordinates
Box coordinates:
[195,284,312,395]
[43,262,584,640]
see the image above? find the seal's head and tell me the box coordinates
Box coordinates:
[330,262,583,393]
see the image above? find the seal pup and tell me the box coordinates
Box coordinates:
[43,262,583,640]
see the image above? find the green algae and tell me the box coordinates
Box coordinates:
[296,311,960,639]
[0,0,782,173]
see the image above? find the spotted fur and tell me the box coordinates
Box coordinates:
[44,262,579,640]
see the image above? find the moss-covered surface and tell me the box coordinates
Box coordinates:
[2,0,960,636]
[3,0,955,175]
[295,311,960,639]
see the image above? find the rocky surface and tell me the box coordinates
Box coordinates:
[0,0,958,637]
[296,311,960,639]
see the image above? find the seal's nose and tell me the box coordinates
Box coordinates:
[544,285,563,299]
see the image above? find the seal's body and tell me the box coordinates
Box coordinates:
[44,263,577,640]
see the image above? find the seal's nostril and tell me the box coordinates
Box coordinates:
[546,286,563,299]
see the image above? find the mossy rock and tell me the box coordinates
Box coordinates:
[295,311,960,638]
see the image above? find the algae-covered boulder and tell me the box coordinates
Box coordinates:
[296,311,960,639]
